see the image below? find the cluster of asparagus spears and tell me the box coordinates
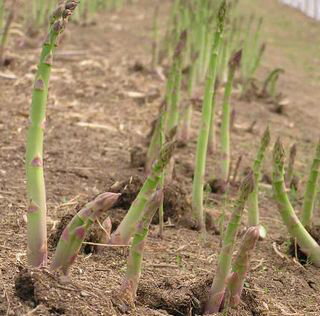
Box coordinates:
[23,1,320,314]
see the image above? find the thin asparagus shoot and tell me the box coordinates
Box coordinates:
[227,226,260,307]
[192,0,226,231]
[25,0,79,267]
[120,190,163,301]
[285,143,297,186]
[110,140,176,245]
[247,127,270,232]
[301,140,320,229]
[220,50,242,181]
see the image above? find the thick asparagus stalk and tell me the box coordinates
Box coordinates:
[220,50,242,181]
[227,226,260,307]
[192,0,226,231]
[247,127,270,229]
[110,141,176,245]
[120,190,163,300]
[301,140,320,228]
[272,139,320,267]
[205,171,254,314]
[51,192,119,275]
[25,0,78,267]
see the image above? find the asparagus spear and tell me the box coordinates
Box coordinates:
[205,171,254,314]
[51,192,119,275]
[285,143,297,186]
[192,0,226,231]
[25,0,78,267]
[110,141,176,245]
[227,226,260,307]
[120,190,163,300]
[220,50,242,181]
[272,139,320,267]
[247,127,270,232]
[301,140,320,228]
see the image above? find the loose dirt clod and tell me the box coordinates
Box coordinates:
[14,269,37,306]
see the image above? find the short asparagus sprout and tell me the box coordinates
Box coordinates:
[220,50,242,181]
[272,139,320,267]
[247,127,270,236]
[120,190,163,301]
[227,226,260,307]
[25,0,79,267]
[51,192,119,275]
[301,140,320,229]
[192,0,226,231]
[261,68,284,99]
[205,171,254,314]
[110,140,176,245]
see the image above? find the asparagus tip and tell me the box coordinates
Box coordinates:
[273,138,285,167]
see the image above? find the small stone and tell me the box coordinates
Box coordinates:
[80,291,90,297]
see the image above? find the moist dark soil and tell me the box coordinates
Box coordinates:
[1,0,320,315]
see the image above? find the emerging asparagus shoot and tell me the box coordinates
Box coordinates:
[120,190,163,301]
[227,226,260,307]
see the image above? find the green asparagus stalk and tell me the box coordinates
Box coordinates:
[272,139,320,267]
[205,171,254,314]
[227,226,260,307]
[51,192,119,275]
[192,0,226,231]
[0,0,16,66]
[145,110,164,174]
[110,141,176,245]
[285,143,297,186]
[247,127,270,230]
[26,0,79,267]
[120,190,163,300]
[220,50,242,181]
[164,30,186,135]
[261,68,284,99]
[301,140,320,228]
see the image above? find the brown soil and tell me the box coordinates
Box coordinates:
[1,0,320,315]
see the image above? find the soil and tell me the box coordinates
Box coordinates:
[1,0,320,315]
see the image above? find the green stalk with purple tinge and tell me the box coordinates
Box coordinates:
[205,171,254,314]
[51,192,119,275]
[110,140,176,245]
[25,0,78,267]
[120,190,163,301]
[227,226,260,307]
[272,139,320,267]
